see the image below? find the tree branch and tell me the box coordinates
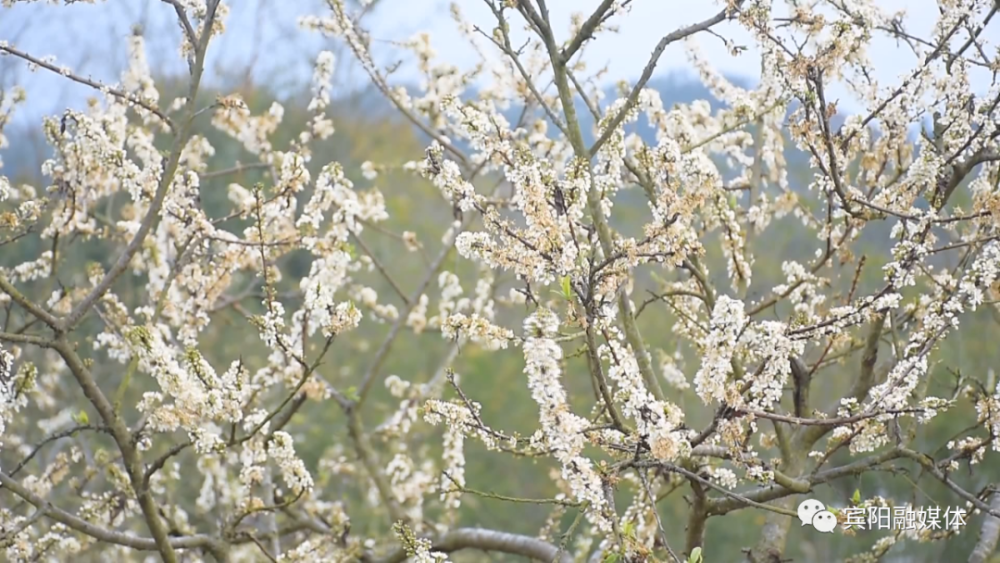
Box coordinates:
[587,2,743,157]
[0,277,62,330]
[969,490,1000,563]
[0,44,175,131]
[367,527,572,563]
[0,470,225,556]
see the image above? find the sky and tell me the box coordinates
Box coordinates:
[1,0,997,130]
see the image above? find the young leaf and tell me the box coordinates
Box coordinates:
[622,520,635,538]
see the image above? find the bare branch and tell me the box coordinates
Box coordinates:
[367,527,573,563]
[0,44,174,131]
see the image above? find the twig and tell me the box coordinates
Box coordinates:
[0,44,174,130]
[587,2,744,157]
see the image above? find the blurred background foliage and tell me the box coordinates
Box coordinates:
[3,59,1000,562]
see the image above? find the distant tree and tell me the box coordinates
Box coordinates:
[2,1,1000,562]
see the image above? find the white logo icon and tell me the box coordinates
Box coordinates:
[797,499,837,533]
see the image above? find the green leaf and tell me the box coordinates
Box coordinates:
[345,386,360,402]
[561,276,572,300]
[73,410,89,425]
[602,553,620,563]
[343,243,358,260]
[852,488,861,505]
[688,546,703,563]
